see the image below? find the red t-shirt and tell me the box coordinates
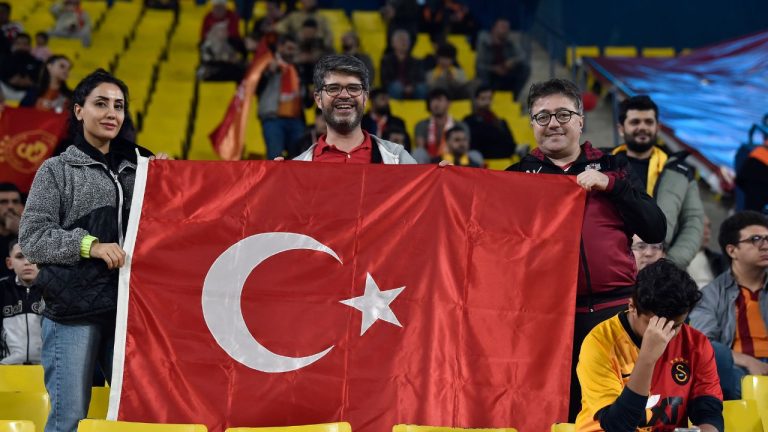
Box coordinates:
[313,131,373,164]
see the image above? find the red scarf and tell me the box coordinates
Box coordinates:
[276,59,300,118]
[426,115,455,157]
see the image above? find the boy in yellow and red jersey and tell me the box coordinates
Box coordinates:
[577,259,723,431]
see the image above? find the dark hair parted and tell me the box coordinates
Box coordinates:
[68,68,135,141]
[313,54,370,92]
[618,95,659,124]
[632,259,701,319]
[718,211,768,257]
[526,78,582,115]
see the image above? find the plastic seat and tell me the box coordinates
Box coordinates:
[742,375,768,412]
[0,391,51,431]
[352,11,385,34]
[77,419,208,432]
[87,386,110,419]
[0,365,45,392]
[641,47,676,58]
[0,420,35,432]
[411,33,433,58]
[550,424,574,432]
[565,46,599,67]
[761,408,768,432]
[393,425,517,432]
[722,399,762,432]
[226,423,351,432]
[603,46,638,57]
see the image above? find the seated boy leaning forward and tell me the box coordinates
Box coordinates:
[576,259,723,432]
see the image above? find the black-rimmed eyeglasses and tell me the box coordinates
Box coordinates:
[531,109,582,126]
[321,84,365,97]
[737,234,768,248]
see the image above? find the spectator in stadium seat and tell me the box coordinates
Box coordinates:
[380,29,427,100]
[19,69,164,432]
[688,215,727,289]
[248,0,283,48]
[381,126,409,150]
[257,34,306,160]
[612,95,704,269]
[689,211,768,400]
[201,0,240,42]
[1,238,42,365]
[293,54,416,164]
[631,234,665,271]
[576,259,723,432]
[462,85,516,160]
[275,0,332,52]
[198,22,245,82]
[287,108,326,159]
[736,138,768,213]
[507,78,667,422]
[0,2,24,60]
[475,18,530,99]
[295,18,334,87]
[413,87,469,163]
[31,31,51,62]
[341,31,375,87]
[0,183,24,280]
[426,42,469,100]
[381,0,419,50]
[20,54,72,113]
[49,0,92,47]
[0,33,40,100]
[361,87,409,151]
[431,125,481,167]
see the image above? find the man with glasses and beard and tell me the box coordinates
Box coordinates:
[294,55,416,164]
[506,79,667,422]
[612,95,704,269]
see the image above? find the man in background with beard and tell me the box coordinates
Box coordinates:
[294,55,417,164]
[361,87,410,151]
[612,95,704,268]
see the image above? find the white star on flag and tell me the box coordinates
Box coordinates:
[340,273,405,335]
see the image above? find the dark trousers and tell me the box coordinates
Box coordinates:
[568,303,629,422]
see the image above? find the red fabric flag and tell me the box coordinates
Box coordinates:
[0,107,67,192]
[209,43,273,160]
[110,161,587,432]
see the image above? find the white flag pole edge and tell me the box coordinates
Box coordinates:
[108,154,150,420]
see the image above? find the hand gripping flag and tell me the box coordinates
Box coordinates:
[110,160,587,432]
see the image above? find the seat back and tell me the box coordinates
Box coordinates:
[722,399,762,432]
[0,365,45,392]
[393,425,517,432]
[0,420,35,432]
[78,419,208,432]
[226,422,351,432]
[742,375,768,412]
[0,391,50,432]
[550,423,575,432]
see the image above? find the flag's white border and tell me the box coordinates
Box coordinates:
[108,156,150,420]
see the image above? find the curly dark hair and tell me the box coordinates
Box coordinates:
[526,78,582,115]
[618,95,659,124]
[718,211,768,258]
[632,258,702,318]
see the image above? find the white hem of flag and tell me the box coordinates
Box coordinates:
[108,155,150,420]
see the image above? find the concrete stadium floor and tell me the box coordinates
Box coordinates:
[522,37,732,250]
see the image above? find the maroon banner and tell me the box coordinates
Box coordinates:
[0,107,67,192]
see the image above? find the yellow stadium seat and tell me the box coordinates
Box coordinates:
[723,399,762,432]
[227,422,351,432]
[0,391,50,431]
[0,365,45,392]
[761,408,768,432]
[189,82,237,160]
[550,424,574,432]
[87,386,110,419]
[352,11,385,34]
[449,100,472,120]
[485,158,512,171]
[393,425,517,432]
[0,420,35,432]
[742,375,768,412]
[388,99,429,144]
[411,33,433,59]
[641,47,676,58]
[603,46,638,57]
[565,46,600,67]
[78,420,208,432]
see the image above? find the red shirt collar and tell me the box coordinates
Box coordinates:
[314,130,373,156]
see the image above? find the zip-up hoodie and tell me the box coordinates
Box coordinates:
[19,135,152,322]
[0,275,43,364]
[507,142,667,309]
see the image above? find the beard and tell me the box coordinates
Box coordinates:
[625,133,658,154]
[323,100,364,133]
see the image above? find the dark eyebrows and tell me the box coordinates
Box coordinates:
[92,95,124,103]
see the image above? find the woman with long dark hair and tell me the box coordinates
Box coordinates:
[19,69,166,432]
[20,54,73,113]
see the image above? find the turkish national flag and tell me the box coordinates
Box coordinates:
[110,160,586,432]
[0,107,67,192]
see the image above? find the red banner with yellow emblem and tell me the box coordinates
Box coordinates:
[0,107,68,192]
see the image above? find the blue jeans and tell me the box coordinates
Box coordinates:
[42,317,115,432]
[261,117,306,160]
[711,340,747,400]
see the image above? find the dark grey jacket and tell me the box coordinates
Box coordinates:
[19,137,150,321]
